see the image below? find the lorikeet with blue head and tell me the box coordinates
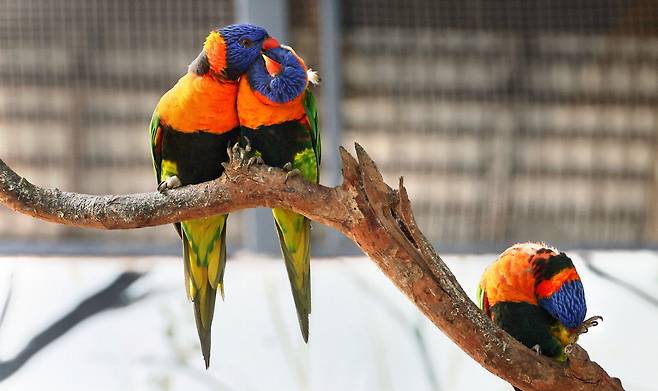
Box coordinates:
[237,44,320,342]
[149,23,279,368]
[477,242,602,390]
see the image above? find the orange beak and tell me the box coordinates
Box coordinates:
[264,55,282,75]
[262,36,280,51]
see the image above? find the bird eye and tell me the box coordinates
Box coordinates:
[239,37,254,48]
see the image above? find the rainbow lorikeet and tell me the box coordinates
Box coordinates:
[237,44,320,342]
[477,242,601,390]
[149,23,279,368]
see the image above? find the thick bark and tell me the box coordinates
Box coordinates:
[0,145,623,390]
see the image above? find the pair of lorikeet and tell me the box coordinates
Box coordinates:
[149,23,318,368]
[149,24,600,379]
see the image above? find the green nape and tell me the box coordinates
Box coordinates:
[490,301,565,360]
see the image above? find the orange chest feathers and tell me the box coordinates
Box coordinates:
[156,73,239,134]
[480,248,540,307]
[236,75,306,129]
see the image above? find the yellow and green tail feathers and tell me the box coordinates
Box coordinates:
[273,208,312,342]
[275,95,319,342]
[192,271,216,369]
[271,135,318,343]
[181,214,228,368]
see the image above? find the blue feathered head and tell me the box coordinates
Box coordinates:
[532,251,587,329]
[197,23,279,80]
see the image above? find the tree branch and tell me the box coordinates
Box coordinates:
[0,145,623,390]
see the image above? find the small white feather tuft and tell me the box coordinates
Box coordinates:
[306,68,320,85]
[505,241,560,257]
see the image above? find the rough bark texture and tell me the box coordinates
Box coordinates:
[0,144,623,391]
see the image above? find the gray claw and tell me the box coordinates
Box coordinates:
[227,143,238,163]
[246,155,264,168]
[229,141,249,165]
[564,344,574,356]
[570,315,603,344]
[285,168,301,183]
[283,162,293,171]
[577,316,603,335]
[531,344,541,356]
[158,176,182,192]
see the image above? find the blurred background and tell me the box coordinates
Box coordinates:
[0,0,657,390]
[1,0,657,252]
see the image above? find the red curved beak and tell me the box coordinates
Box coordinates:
[262,36,280,51]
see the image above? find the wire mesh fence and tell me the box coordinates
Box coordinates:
[0,0,236,246]
[1,0,657,251]
[340,0,658,248]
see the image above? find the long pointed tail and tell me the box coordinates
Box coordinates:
[272,208,311,342]
[193,279,216,368]
[181,214,228,368]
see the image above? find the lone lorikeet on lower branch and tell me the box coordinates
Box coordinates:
[150,23,279,368]
[237,44,320,342]
[477,242,602,390]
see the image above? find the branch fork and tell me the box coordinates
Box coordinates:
[0,143,623,391]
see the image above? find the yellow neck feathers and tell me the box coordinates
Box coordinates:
[203,31,227,74]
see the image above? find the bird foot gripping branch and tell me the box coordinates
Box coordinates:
[246,156,264,168]
[576,315,604,336]
[565,315,604,357]
[157,176,182,192]
[282,162,302,183]
[221,140,304,186]
[570,315,604,347]
[221,139,264,179]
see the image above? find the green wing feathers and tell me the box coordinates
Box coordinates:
[262,91,322,342]
[476,282,491,317]
[272,138,319,342]
[303,90,321,167]
[273,208,312,342]
[476,283,484,310]
[149,112,163,182]
[181,214,228,368]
